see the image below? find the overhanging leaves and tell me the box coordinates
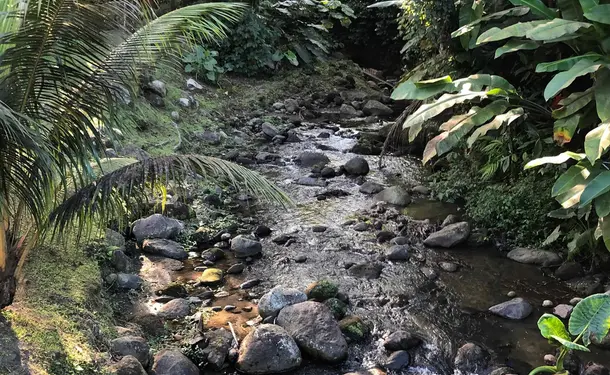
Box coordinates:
[584,122,610,163]
[467,107,524,147]
[526,18,594,41]
[595,68,610,122]
[477,21,547,44]
[494,40,540,58]
[579,171,610,207]
[544,59,602,101]
[451,7,531,38]
[569,294,610,346]
[536,53,603,73]
[584,4,610,24]
[524,151,585,168]
[509,0,558,19]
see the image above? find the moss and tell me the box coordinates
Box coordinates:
[339,316,369,342]
[4,238,116,375]
[305,280,338,301]
[323,298,347,320]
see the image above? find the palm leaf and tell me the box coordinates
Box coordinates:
[49,155,292,236]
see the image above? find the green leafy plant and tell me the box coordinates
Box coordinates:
[183,45,225,82]
[532,293,610,375]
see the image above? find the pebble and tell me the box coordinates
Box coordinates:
[507,291,517,298]
[227,263,246,274]
[354,222,369,232]
[544,354,557,365]
[421,267,438,280]
[240,279,261,289]
[224,305,237,311]
[439,262,458,272]
[553,304,574,319]
[212,306,223,312]
[295,255,307,263]
[570,297,583,305]
[215,291,230,298]
[221,233,232,241]
[243,306,253,312]
[312,225,328,233]
[542,300,554,308]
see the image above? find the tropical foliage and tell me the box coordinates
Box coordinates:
[389,0,610,252]
[532,293,610,375]
[0,0,289,309]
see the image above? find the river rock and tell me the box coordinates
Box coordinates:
[343,369,386,375]
[339,316,369,342]
[106,228,126,248]
[353,222,369,231]
[142,239,187,260]
[236,324,301,374]
[227,263,245,274]
[111,250,131,272]
[231,235,262,258]
[285,99,299,113]
[111,355,147,375]
[240,279,261,289]
[441,214,460,227]
[412,185,430,195]
[348,262,383,279]
[374,186,411,206]
[489,298,533,320]
[384,331,421,351]
[583,364,610,375]
[201,248,225,262]
[439,262,459,272]
[454,343,490,374]
[114,273,142,290]
[110,336,150,367]
[297,152,330,168]
[592,333,610,349]
[198,268,223,284]
[360,182,384,195]
[340,104,360,118]
[424,222,470,248]
[344,157,370,176]
[254,225,272,237]
[158,298,190,319]
[490,367,515,375]
[152,350,199,375]
[386,245,409,261]
[555,262,584,280]
[132,214,183,242]
[553,304,573,319]
[149,80,166,97]
[507,247,562,266]
[276,301,348,363]
[258,286,308,318]
[391,237,408,246]
[296,177,327,187]
[363,100,393,116]
[186,78,203,91]
[261,122,279,139]
[324,298,348,320]
[384,350,410,371]
[567,275,605,295]
[203,329,233,370]
[542,300,554,308]
[305,280,338,301]
[156,283,187,298]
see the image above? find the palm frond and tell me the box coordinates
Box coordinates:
[49,155,292,236]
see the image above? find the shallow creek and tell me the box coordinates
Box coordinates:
[153,121,610,374]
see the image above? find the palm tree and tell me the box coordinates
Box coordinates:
[0,0,289,308]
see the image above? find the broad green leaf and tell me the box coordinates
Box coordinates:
[584,122,610,163]
[595,68,610,122]
[467,107,524,147]
[542,225,562,246]
[391,80,450,101]
[477,21,548,44]
[557,0,584,20]
[524,151,585,169]
[422,133,447,164]
[452,74,516,92]
[579,0,599,13]
[595,192,610,217]
[601,217,610,250]
[544,59,602,101]
[579,171,610,207]
[548,207,577,219]
[552,89,594,119]
[584,4,610,24]
[603,37,610,54]
[552,164,591,197]
[550,335,591,351]
[569,293,610,346]
[495,40,540,58]
[536,53,603,73]
[440,112,476,131]
[557,183,588,208]
[509,0,557,19]
[538,314,570,340]
[402,92,489,142]
[436,100,510,156]
[415,76,453,87]
[526,19,594,41]
[553,113,583,145]
[452,7,531,38]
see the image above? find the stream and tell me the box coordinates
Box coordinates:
[140,117,610,375]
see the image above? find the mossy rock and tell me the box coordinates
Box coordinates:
[339,316,369,343]
[324,298,347,320]
[198,268,223,284]
[305,280,338,301]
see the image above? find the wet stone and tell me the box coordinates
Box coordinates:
[198,268,223,284]
[489,298,533,320]
[305,280,338,301]
[224,305,236,311]
[227,263,245,274]
[312,225,328,233]
[384,350,410,371]
[542,300,554,308]
[421,267,438,280]
[353,222,369,232]
[110,355,147,375]
[231,235,262,258]
[439,262,458,272]
[258,286,308,319]
[110,336,150,368]
[236,324,302,374]
[296,177,327,187]
[507,291,517,298]
[390,237,409,246]
[383,331,421,351]
[254,225,272,237]
[240,279,261,289]
[553,304,574,319]
[424,222,470,248]
[295,255,307,263]
[507,247,562,266]
[386,245,409,261]
[142,239,188,260]
[348,263,383,279]
[158,298,190,320]
[454,343,491,374]
[151,350,199,375]
[360,181,384,195]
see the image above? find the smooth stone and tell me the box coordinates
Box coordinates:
[583,364,610,375]
[110,355,147,375]
[240,279,261,289]
[441,214,460,227]
[110,336,150,367]
[507,247,562,266]
[198,268,223,284]
[231,235,262,258]
[186,78,203,91]
[421,267,438,280]
[555,262,584,280]
[439,262,458,272]
[254,225,272,237]
[570,297,583,305]
[553,304,574,319]
[261,122,279,139]
[106,228,126,248]
[132,214,183,242]
[363,100,393,116]
[141,239,187,260]
[412,185,430,195]
[542,300,554,308]
[354,222,369,232]
[374,186,411,206]
[383,331,421,351]
[384,350,410,371]
[359,181,384,195]
[507,291,517,298]
[151,350,199,375]
[227,263,245,274]
[297,152,330,168]
[115,273,142,290]
[454,343,491,374]
[276,301,348,363]
[155,283,187,298]
[111,250,131,272]
[343,369,386,375]
[312,225,328,233]
[344,157,370,176]
[423,222,470,248]
[386,245,409,261]
[236,324,302,374]
[258,286,308,319]
[390,237,408,246]
[149,80,167,96]
[295,255,307,263]
[489,298,533,320]
[158,298,190,320]
[204,329,233,370]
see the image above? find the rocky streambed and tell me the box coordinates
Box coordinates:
[105,95,610,375]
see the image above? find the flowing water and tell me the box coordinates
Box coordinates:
[157,120,610,374]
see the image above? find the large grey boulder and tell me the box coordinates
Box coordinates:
[507,247,562,266]
[115,273,142,290]
[258,286,308,319]
[231,235,262,258]
[340,104,360,118]
[110,336,150,368]
[359,181,384,195]
[344,157,370,176]
[132,214,183,242]
[110,355,147,375]
[261,122,279,139]
[106,229,126,248]
[454,343,490,374]
[148,80,167,97]
[363,100,393,116]
[142,239,187,261]
[374,186,411,206]
[237,324,302,374]
[151,350,199,375]
[203,329,233,370]
[489,298,533,320]
[424,222,471,248]
[296,152,330,168]
[158,298,190,320]
[276,301,348,363]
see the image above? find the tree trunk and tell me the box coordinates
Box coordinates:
[0,241,18,309]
